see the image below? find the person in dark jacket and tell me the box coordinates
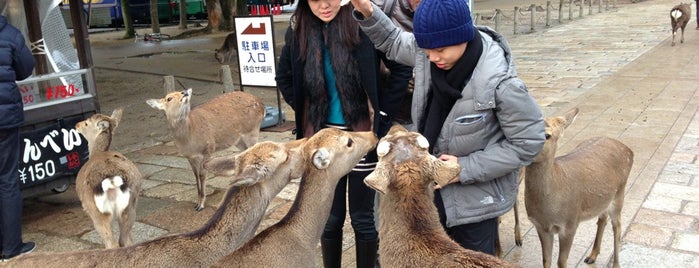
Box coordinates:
[0,13,36,261]
[275,0,395,266]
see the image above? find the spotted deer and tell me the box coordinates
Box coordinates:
[4,138,309,267]
[363,125,516,267]
[146,88,265,211]
[211,128,378,268]
[73,108,142,248]
[524,108,633,268]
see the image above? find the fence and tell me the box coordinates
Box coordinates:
[473,0,619,36]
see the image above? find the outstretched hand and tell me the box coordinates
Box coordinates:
[349,0,374,18]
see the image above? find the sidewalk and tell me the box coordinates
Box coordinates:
[18,0,699,267]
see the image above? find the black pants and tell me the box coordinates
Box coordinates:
[434,189,499,256]
[0,128,25,256]
[322,168,377,241]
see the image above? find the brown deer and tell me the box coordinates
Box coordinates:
[364,125,517,267]
[211,128,378,268]
[670,2,692,46]
[74,108,142,248]
[146,88,265,211]
[524,108,633,268]
[3,138,309,267]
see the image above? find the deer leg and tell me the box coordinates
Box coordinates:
[514,198,522,246]
[681,28,685,43]
[92,212,118,248]
[609,193,624,268]
[118,203,136,247]
[495,217,502,258]
[187,156,207,211]
[672,30,677,46]
[534,227,554,268]
[584,213,608,264]
[557,224,580,268]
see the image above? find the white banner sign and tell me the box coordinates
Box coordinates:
[234,16,277,87]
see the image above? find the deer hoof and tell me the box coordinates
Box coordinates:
[584,257,596,264]
[515,240,523,247]
[195,204,204,211]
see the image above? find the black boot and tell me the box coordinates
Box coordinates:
[355,239,378,268]
[321,237,342,268]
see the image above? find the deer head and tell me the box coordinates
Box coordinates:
[303,128,378,174]
[364,125,461,194]
[75,108,123,155]
[145,88,193,124]
[204,138,308,186]
[534,107,579,163]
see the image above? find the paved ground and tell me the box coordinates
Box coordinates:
[15,0,699,267]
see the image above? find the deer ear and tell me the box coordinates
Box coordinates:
[364,164,390,194]
[110,108,123,130]
[562,107,579,129]
[204,156,237,176]
[312,148,332,169]
[376,141,391,157]
[146,99,164,110]
[96,120,110,132]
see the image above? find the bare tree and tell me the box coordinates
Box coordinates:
[150,0,161,33]
[120,0,136,38]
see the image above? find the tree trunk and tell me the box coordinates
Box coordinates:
[219,0,234,31]
[150,0,161,33]
[236,0,249,16]
[206,0,222,31]
[120,0,136,38]
[179,0,188,30]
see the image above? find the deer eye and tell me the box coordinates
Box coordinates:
[347,138,353,147]
[166,97,173,102]
[545,134,552,140]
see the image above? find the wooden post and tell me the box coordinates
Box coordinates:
[579,0,584,18]
[219,65,236,93]
[569,0,573,20]
[588,0,593,15]
[546,1,551,26]
[530,4,536,32]
[513,7,519,35]
[163,75,176,94]
[559,0,564,23]
[495,9,502,32]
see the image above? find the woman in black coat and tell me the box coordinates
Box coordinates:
[275,0,398,266]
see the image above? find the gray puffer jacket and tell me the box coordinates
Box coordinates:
[354,5,545,226]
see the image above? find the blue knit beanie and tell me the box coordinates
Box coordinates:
[413,0,474,49]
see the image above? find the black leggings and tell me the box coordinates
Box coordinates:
[322,169,377,242]
[434,190,499,256]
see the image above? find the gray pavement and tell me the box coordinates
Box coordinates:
[16,0,699,267]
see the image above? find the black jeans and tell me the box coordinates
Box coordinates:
[0,128,25,256]
[434,189,499,256]
[322,168,378,242]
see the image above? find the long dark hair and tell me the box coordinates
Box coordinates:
[292,1,360,60]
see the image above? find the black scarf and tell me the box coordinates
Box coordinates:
[302,21,368,133]
[420,29,483,153]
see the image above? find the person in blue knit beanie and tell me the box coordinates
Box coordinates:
[350,0,545,258]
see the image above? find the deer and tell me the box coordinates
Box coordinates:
[73,108,142,248]
[211,128,378,268]
[524,108,633,268]
[3,138,310,268]
[363,125,517,267]
[146,88,266,211]
[670,2,692,46]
